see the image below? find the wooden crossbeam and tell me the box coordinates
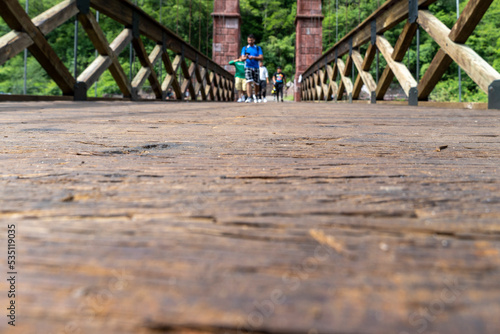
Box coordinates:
[351,49,377,101]
[179,59,197,100]
[337,58,353,101]
[89,0,232,83]
[0,0,77,66]
[376,35,418,104]
[318,68,328,101]
[196,66,207,101]
[132,36,162,99]
[78,13,132,98]
[325,64,338,101]
[303,0,439,79]
[205,71,214,101]
[0,0,75,95]
[132,44,163,99]
[418,0,495,100]
[417,10,500,94]
[162,54,183,100]
[375,22,417,101]
[212,74,220,101]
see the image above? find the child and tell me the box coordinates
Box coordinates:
[272,66,286,102]
[229,56,247,102]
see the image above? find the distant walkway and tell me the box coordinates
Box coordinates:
[1,101,499,333]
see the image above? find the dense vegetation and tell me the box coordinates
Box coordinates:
[1,0,499,101]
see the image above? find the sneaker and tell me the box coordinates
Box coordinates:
[253,94,257,100]
[281,99,284,102]
[257,99,262,103]
[263,98,267,103]
[237,97,242,103]
[245,97,252,103]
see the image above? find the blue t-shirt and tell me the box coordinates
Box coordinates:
[241,45,263,69]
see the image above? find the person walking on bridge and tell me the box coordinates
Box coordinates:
[241,34,263,103]
[273,66,286,102]
[258,61,269,103]
[229,56,247,102]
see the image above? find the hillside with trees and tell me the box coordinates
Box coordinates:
[1,0,499,102]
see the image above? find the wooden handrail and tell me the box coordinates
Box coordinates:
[300,0,500,109]
[0,0,234,101]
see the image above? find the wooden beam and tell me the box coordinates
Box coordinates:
[0,31,30,67]
[352,50,377,93]
[337,58,353,101]
[77,56,112,90]
[303,0,439,78]
[179,58,196,100]
[206,71,214,101]
[417,50,453,100]
[162,54,183,100]
[449,0,494,43]
[131,36,162,99]
[89,0,233,82]
[198,67,207,101]
[417,9,500,94]
[418,0,494,100]
[0,0,78,66]
[78,13,132,97]
[132,44,162,99]
[0,0,75,95]
[376,35,418,98]
[375,22,417,100]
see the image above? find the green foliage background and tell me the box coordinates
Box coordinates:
[1,0,499,101]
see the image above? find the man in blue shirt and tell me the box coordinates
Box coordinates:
[241,34,264,103]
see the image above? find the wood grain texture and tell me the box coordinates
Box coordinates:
[417,10,500,94]
[0,0,77,66]
[1,101,499,334]
[0,0,76,94]
[376,35,417,97]
[418,0,495,100]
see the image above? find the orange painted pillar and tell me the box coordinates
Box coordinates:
[295,0,323,101]
[212,0,241,75]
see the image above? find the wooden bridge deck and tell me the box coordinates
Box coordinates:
[1,101,499,334]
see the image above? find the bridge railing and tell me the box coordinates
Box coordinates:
[301,0,500,109]
[0,0,234,101]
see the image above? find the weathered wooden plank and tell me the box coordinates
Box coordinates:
[417,9,500,94]
[1,101,500,334]
[0,0,75,94]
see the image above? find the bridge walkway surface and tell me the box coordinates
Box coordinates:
[0,101,499,333]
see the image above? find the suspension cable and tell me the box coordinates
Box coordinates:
[198,0,201,51]
[456,0,462,102]
[189,0,192,44]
